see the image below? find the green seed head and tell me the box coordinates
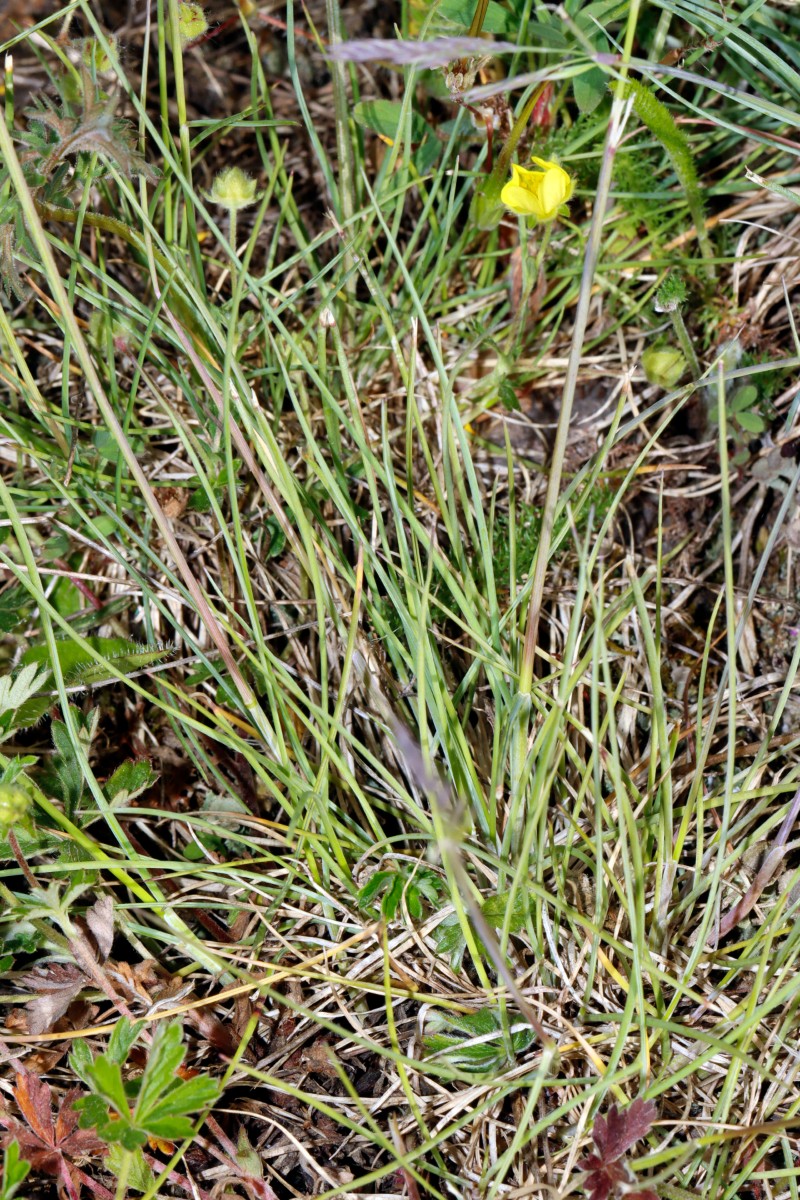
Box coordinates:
[207,166,259,212]
[654,270,688,314]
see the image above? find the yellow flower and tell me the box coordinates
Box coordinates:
[500,157,573,221]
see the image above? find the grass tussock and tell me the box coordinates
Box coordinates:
[1,0,800,1198]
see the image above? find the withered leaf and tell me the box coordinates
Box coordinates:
[20,964,85,1036]
[84,895,114,962]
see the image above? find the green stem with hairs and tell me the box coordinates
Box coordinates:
[671,305,701,379]
[625,79,715,274]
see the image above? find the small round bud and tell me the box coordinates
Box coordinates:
[319,306,336,329]
[642,346,687,389]
[170,2,209,49]
[207,166,259,212]
[0,786,31,836]
[81,36,117,74]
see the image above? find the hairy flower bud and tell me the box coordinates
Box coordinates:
[207,166,259,212]
[171,2,209,48]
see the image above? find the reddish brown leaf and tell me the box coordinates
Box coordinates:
[54,1089,81,1144]
[578,1099,658,1200]
[13,1070,55,1146]
[0,1069,106,1199]
[592,1099,656,1163]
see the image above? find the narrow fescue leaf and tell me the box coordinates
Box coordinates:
[327,36,520,65]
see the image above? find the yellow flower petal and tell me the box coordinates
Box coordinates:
[500,157,573,222]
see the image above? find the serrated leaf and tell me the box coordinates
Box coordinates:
[358,870,392,906]
[69,1040,94,1087]
[430,912,467,971]
[140,1116,196,1140]
[74,1094,111,1130]
[21,638,168,690]
[0,663,49,717]
[591,1099,657,1162]
[481,888,530,933]
[86,1057,129,1115]
[1,1140,30,1200]
[107,1144,154,1193]
[49,719,84,814]
[119,1126,148,1151]
[104,760,158,808]
[107,1017,144,1064]
[134,1023,186,1120]
[141,1077,219,1126]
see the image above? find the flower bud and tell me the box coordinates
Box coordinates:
[0,786,31,836]
[170,2,209,49]
[207,166,259,212]
[642,346,687,389]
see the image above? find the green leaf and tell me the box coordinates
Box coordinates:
[380,874,404,919]
[498,380,520,412]
[358,871,393,906]
[107,1145,154,1193]
[69,1039,94,1086]
[432,0,512,31]
[262,517,286,559]
[104,760,158,808]
[119,1126,149,1151]
[87,1057,130,1115]
[74,1093,113,1131]
[139,1116,196,1140]
[144,1077,220,1123]
[481,888,530,933]
[0,587,30,633]
[572,18,610,114]
[50,718,85,814]
[431,912,467,971]
[134,1023,186,1121]
[423,1007,535,1073]
[736,410,766,434]
[21,637,169,690]
[108,1017,144,1064]
[730,384,759,412]
[353,100,431,145]
[235,1127,263,1180]
[0,663,50,737]
[407,887,423,920]
[573,63,608,114]
[1,1141,30,1200]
